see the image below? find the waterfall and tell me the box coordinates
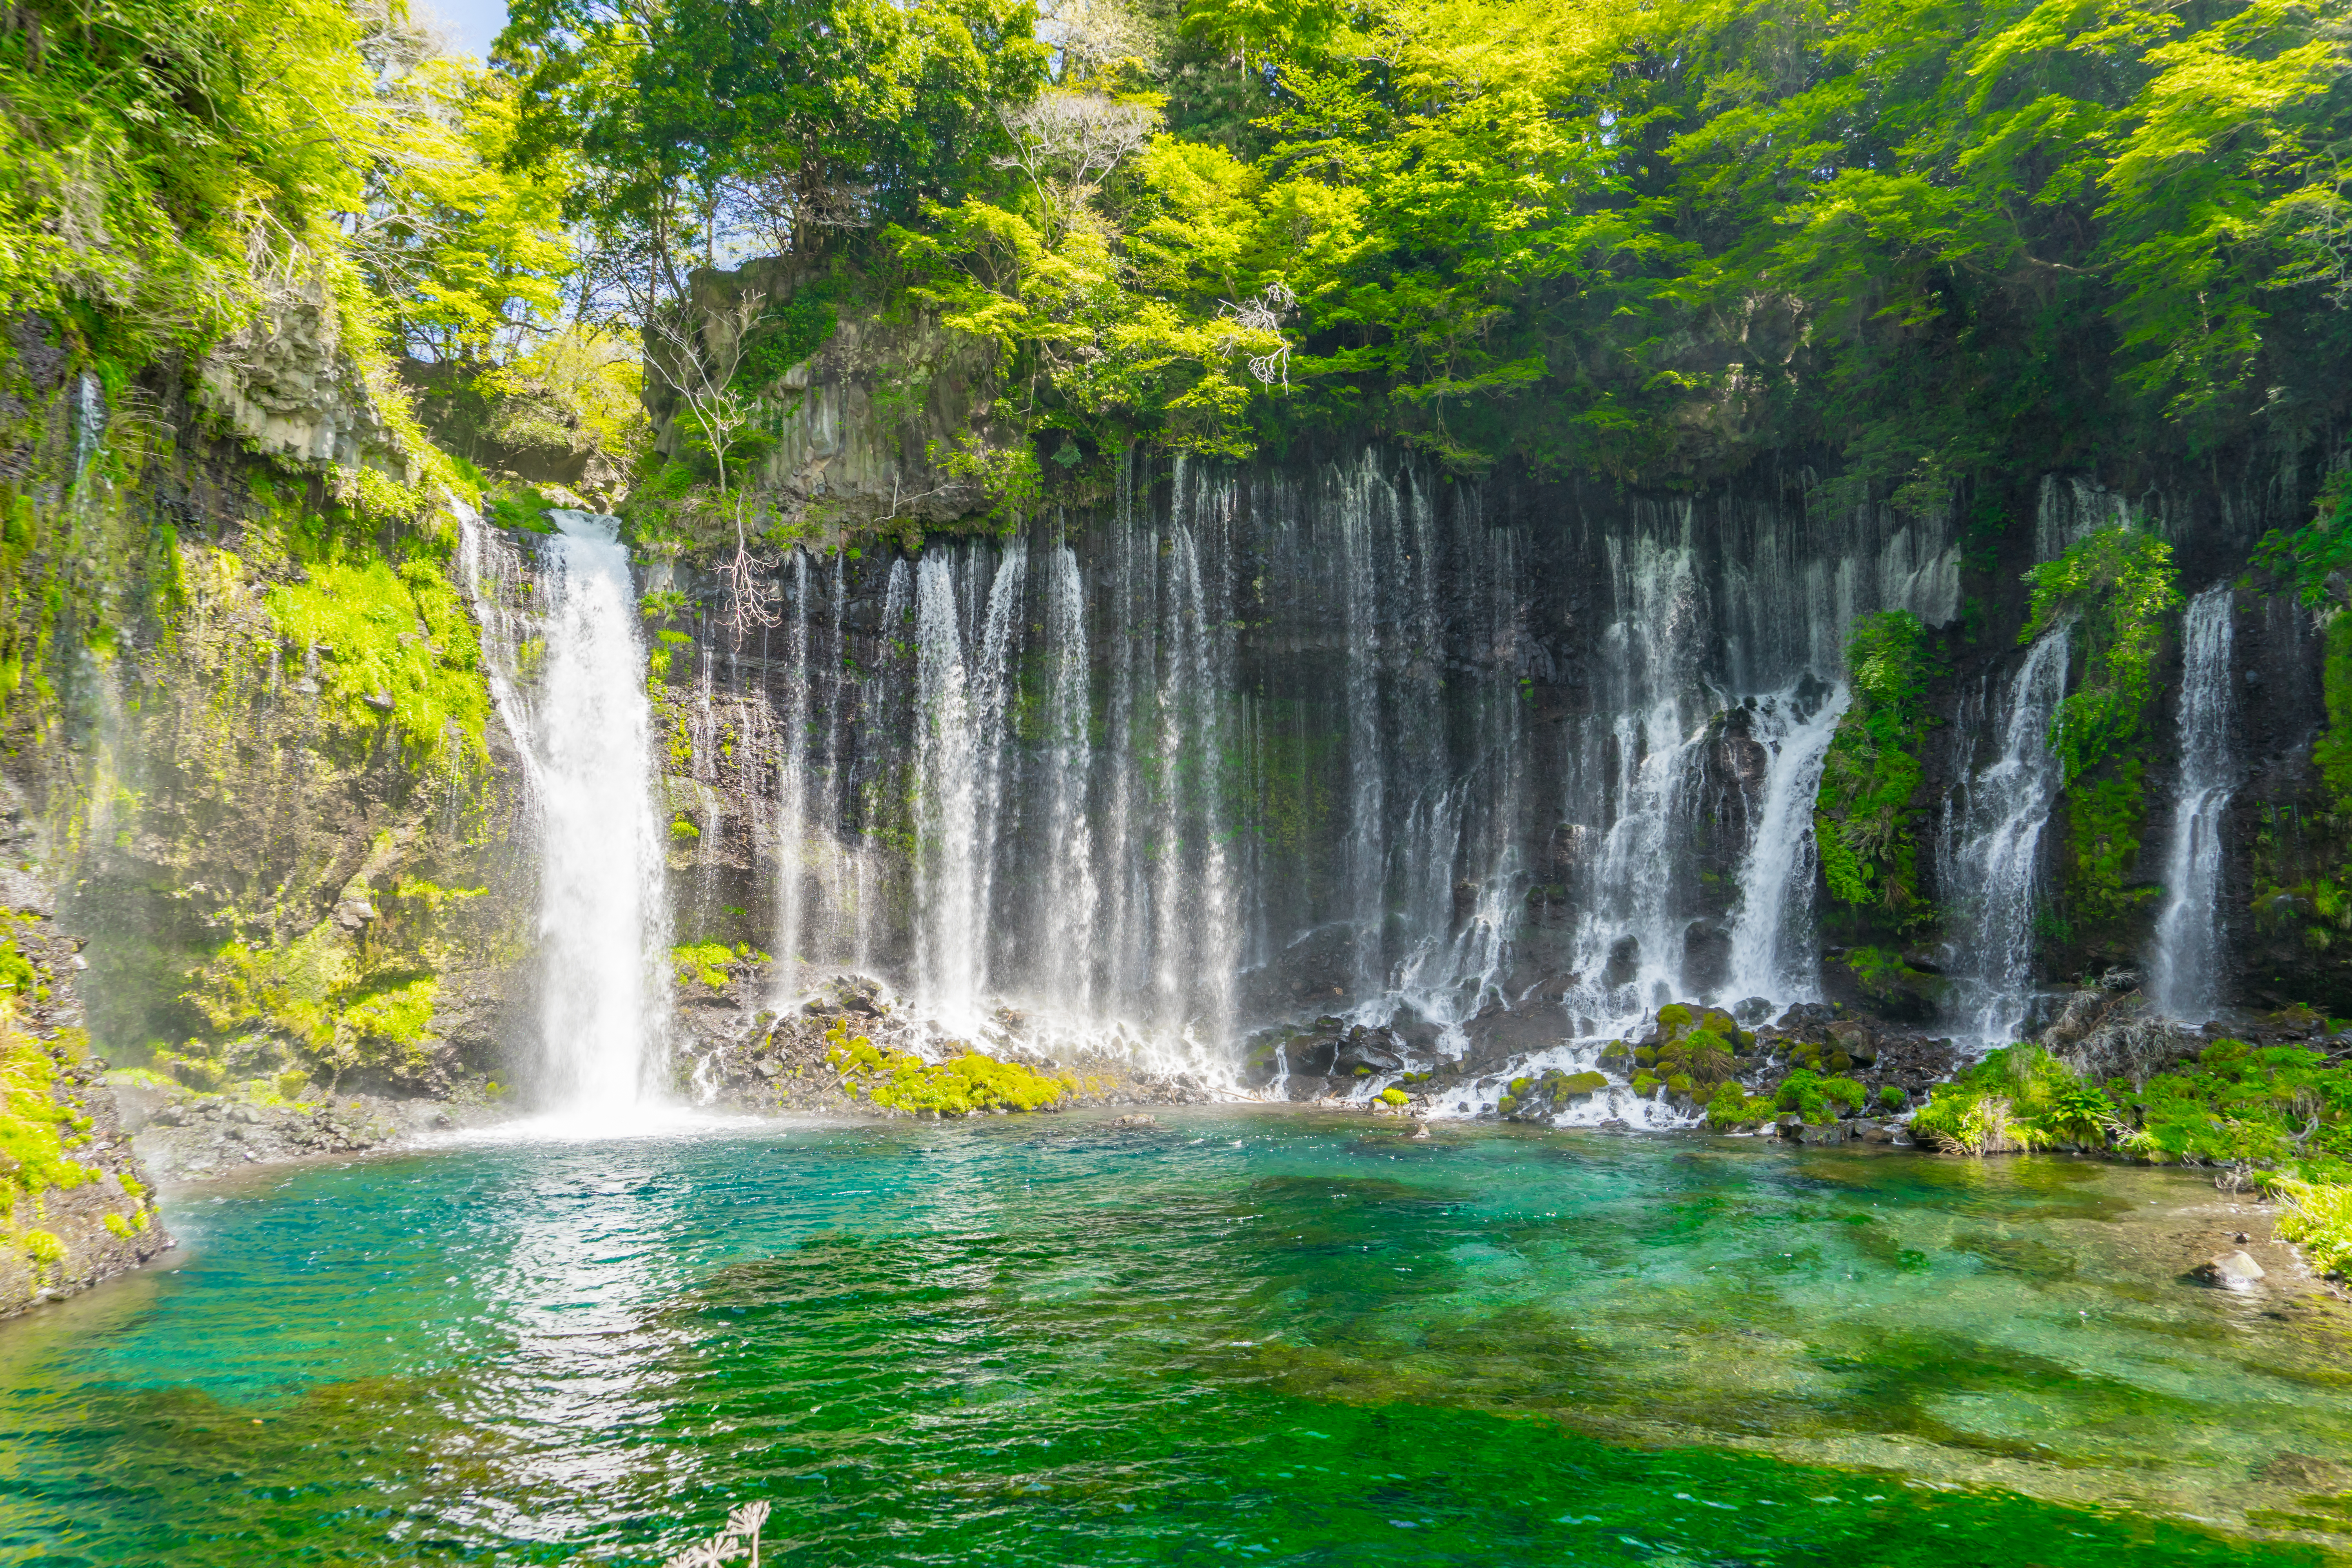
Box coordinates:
[2149,586,2237,1018]
[687,448,1992,1102]
[527,512,671,1113]
[1039,543,1098,1013]
[1567,534,1709,1018]
[772,550,812,1000]
[1722,682,1850,1004]
[855,559,912,973]
[1938,630,2071,1049]
[911,549,1024,1021]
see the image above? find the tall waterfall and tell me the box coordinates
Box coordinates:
[2149,586,2238,1018]
[523,512,671,1113]
[1938,631,2071,1049]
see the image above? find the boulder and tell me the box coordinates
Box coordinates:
[2190,1250,2266,1287]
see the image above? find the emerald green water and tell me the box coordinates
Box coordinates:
[3,1109,2348,1565]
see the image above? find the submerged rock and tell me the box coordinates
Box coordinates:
[2190,1250,2267,1287]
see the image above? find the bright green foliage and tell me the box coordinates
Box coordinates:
[2261,469,2352,611]
[0,1018,96,1206]
[2315,612,2352,811]
[363,59,573,368]
[1378,1087,1410,1106]
[2273,1176,2352,1276]
[1774,1069,1866,1126]
[1911,1043,2118,1154]
[499,0,1045,293]
[823,1022,1072,1113]
[603,0,2352,488]
[2111,1038,2352,1166]
[0,0,371,356]
[2023,528,2185,784]
[339,980,440,1049]
[1815,612,1932,918]
[264,555,490,773]
[183,926,443,1083]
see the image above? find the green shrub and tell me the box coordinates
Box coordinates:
[2274,1176,2352,1276]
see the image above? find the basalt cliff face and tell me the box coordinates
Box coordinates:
[632,274,2348,1116]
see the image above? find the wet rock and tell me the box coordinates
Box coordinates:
[1680,921,1731,997]
[1601,935,1641,990]
[1332,1029,1404,1077]
[1456,1004,1571,1076]
[1731,996,1774,1025]
[1111,1113,1158,1129]
[1819,947,1944,1023]
[2190,1250,2266,1287]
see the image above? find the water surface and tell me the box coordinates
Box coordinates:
[3,1110,2347,1564]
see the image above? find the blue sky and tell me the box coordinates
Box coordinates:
[419,0,509,59]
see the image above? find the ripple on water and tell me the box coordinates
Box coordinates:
[0,1110,2345,1566]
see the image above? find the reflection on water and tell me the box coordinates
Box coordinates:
[1,1112,2347,1566]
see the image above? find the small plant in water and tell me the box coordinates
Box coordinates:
[662,1499,770,1567]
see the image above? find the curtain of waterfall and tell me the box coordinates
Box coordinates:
[707,449,1986,1099]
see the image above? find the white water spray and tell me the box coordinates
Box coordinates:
[529,512,671,1114]
[2149,586,2237,1019]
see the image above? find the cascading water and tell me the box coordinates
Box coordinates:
[1938,630,2071,1049]
[2149,586,2238,1019]
[1721,682,1850,1005]
[772,550,813,1001]
[698,448,1988,1112]
[523,511,671,1114]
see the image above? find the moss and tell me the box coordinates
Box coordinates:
[2018,527,2183,930]
[670,815,702,840]
[671,942,735,989]
[1378,1087,1410,1106]
[183,926,443,1083]
[1705,1078,1775,1129]
[824,1022,1073,1114]
[1655,1002,1693,1029]
[1813,610,1933,925]
[1773,1069,1866,1125]
[264,553,490,775]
